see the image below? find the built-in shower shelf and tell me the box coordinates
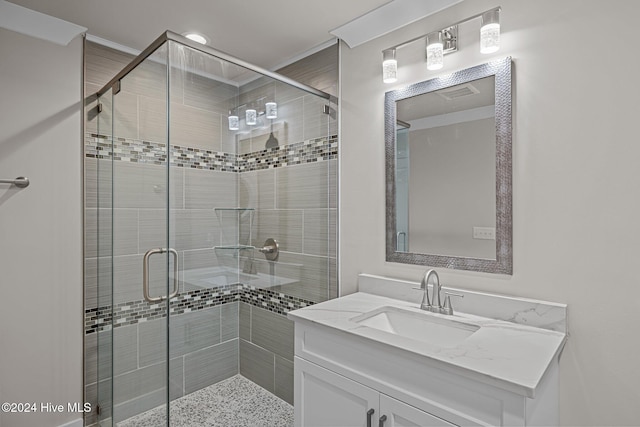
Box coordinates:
[214,208,254,250]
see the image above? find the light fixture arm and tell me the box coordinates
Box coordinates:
[382,6,501,53]
[380,6,501,83]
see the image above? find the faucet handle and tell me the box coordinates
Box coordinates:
[442,292,464,315]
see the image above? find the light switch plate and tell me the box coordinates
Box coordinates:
[473,226,495,240]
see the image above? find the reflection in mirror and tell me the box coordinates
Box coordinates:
[385,58,512,274]
[396,76,496,259]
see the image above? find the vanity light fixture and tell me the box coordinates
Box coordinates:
[382,49,398,83]
[246,108,257,126]
[265,102,277,119]
[230,102,275,129]
[228,112,239,131]
[381,6,501,83]
[480,9,500,54]
[426,31,444,70]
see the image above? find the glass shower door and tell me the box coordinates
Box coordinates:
[94,86,114,427]
[92,33,338,426]
[107,42,173,425]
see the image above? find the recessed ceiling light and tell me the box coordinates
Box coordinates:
[183,33,208,45]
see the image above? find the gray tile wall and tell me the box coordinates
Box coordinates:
[277,45,338,98]
[86,42,236,153]
[84,303,239,424]
[84,157,240,311]
[238,159,338,304]
[239,302,295,404]
[235,44,338,305]
[84,40,337,425]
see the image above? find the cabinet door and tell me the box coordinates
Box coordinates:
[380,394,457,427]
[295,357,379,427]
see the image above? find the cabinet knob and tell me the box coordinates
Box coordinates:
[379,414,387,427]
[367,409,375,427]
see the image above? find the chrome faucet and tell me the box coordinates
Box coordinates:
[418,271,431,310]
[418,269,440,312]
[430,270,443,312]
[417,269,464,315]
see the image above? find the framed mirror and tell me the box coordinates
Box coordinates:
[385,57,512,274]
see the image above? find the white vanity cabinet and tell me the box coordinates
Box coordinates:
[296,356,454,427]
[295,357,377,427]
[292,316,561,427]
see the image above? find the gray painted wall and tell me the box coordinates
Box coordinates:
[0,29,83,427]
[408,118,495,259]
[339,0,640,424]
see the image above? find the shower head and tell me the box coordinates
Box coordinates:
[265,131,279,150]
[265,121,279,150]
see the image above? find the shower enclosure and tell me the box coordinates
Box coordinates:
[85,31,337,426]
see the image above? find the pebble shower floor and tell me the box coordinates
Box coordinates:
[116,375,293,427]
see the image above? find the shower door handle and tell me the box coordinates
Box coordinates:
[143,248,179,303]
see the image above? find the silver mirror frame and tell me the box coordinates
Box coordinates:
[385,57,512,274]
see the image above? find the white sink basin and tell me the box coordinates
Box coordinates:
[351,306,479,348]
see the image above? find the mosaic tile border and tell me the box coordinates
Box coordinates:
[84,133,337,173]
[85,135,238,172]
[239,284,314,316]
[238,135,338,172]
[85,285,315,335]
[85,284,240,334]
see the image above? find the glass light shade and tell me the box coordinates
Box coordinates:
[480,10,500,54]
[382,49,397,83]
[228,115,239,130]
[426,32,444,71]
[246,109,257,125]
[265,102,277,119]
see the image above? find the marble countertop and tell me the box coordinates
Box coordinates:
[288,292,567,397]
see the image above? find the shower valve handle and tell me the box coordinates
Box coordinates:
[258,238,279,261]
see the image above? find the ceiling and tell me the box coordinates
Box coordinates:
[398,76,495,121]
[8,0,391,70]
